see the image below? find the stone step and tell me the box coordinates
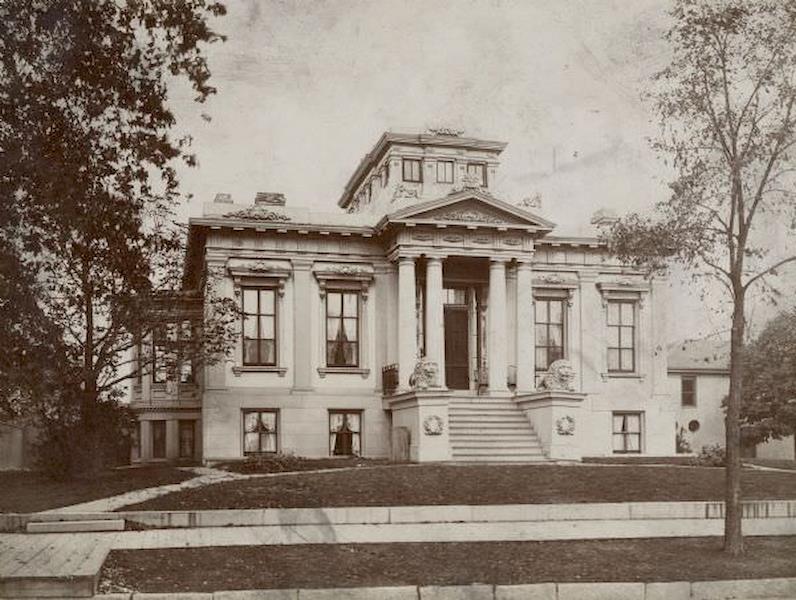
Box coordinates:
[449,418,530,426]
[452,447,546,457]
[448,412,530,427]
[26,519,125,534]
[450,441,543,450]
[449,408,525,414]
[450,431,539,438]
[450,454,548,462]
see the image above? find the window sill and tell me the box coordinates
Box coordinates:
[601,372,645,381]
[232,366,287,377]
[318,367,370,379]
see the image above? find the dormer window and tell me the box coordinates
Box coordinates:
[467,162,487,187]
[437,160,454,183]
[402,158,422,183]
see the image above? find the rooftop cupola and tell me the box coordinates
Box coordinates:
[339,129,507,215]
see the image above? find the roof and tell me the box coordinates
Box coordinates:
[338,131,508,208]
[667,337,730,373]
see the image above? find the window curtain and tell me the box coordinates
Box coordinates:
[244,411,276,453]
[330,413,360,456]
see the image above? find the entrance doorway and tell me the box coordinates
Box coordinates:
[444,288,469,389]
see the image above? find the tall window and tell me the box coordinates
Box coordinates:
[329,410,361,456]
[243,410,278,454]
[380,164,389,187]
[152,323,176,383]
[326,291,359,367]
[152,420,166,459]
[607,301,635,372]
[437,160,454,183]
[613,412,642,453]
[535,298,565,372]
[178,420,195,459]
[402,158,422,182]
[242,288,277,366]
[681,375,697,406]
[466,162,487,186]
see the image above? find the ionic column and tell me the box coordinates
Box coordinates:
[425,256,445,388]
[488,258,508,392]
[515,260,535,392]
[398,256,418,389]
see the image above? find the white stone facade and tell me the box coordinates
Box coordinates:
[133,131,679,463]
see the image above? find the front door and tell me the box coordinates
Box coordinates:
[444,306,469,389]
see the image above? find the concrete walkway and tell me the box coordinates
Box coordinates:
[46,467,251,513]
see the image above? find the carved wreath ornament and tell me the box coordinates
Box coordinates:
[556,415,576,436]
[423,415,444,436]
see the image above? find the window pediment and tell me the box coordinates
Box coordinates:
[227,260,291,296]
[313,263,374,300]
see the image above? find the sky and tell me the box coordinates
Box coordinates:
[165,0,787,344]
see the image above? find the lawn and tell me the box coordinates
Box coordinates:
[120,463,796,511]
[216,455,390,474]
[99,536,796,592]
[0,466,194,513]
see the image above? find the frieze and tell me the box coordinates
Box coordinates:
[442,234,464,243]
[434,208,504,224]
[224,206,292,222]
[412,233,434,242]
[472,236,492,244]
[503,237,521,246]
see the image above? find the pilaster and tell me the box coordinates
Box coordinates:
[515,260,535,392]
[292,259,314,391]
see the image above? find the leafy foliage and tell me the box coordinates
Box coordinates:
[0,1,235,476]
[741,308,796,445]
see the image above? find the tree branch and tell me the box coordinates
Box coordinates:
[743,255,796,291]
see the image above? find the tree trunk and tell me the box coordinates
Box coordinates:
[724,288,745,555]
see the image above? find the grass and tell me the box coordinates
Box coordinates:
[0,466,194,513]
[216,454,390,474]
[120,463,796,511]
[99,536,796,593]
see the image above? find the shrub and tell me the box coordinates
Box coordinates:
[34,395,135,480]
[692,443,726,467]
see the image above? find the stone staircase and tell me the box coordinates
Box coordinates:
[448,396,548,462]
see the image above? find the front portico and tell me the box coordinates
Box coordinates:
[380,190,577,462]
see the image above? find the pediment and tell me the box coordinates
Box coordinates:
[387,191,554,231]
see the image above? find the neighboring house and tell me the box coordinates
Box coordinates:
[134,129,677,464]
[668,338,795,460]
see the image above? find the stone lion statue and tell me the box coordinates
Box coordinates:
[539,359,576,392]
[409,356,438,390]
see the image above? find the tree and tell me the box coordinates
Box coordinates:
[0,1,236,476]
[741,308,796,455]
[605,0,796,555]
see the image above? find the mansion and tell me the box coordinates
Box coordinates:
[131,130,677,464]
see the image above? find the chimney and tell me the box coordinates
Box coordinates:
[591,208,618,227]
[255,192,286,206]
[214,193,232,204]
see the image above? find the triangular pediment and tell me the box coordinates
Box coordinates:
[387,190,555,231]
